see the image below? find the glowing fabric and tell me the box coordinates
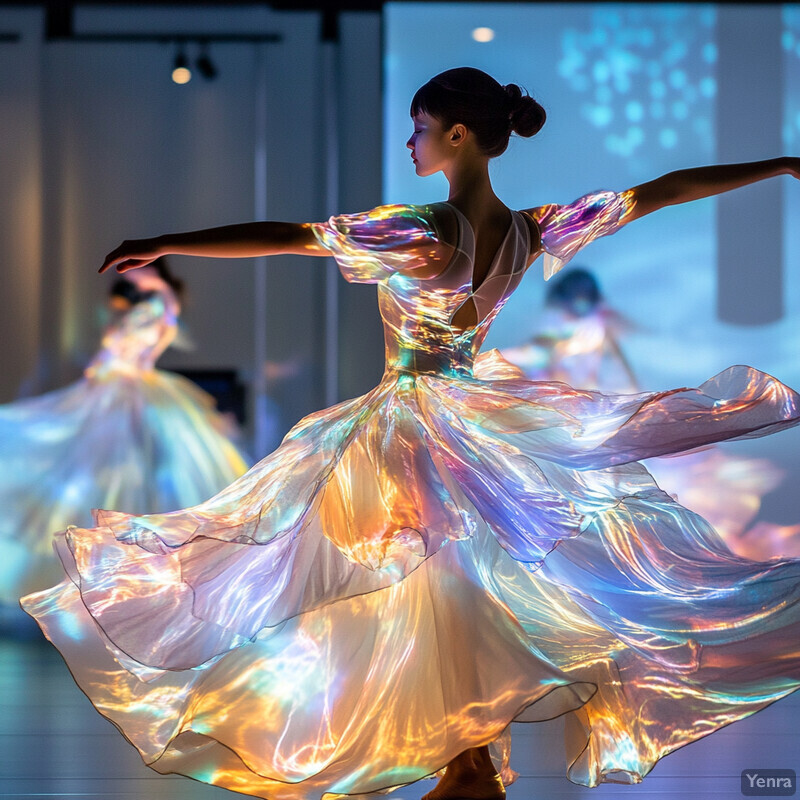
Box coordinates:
[500,297,797,560]
[1,288,249,602]
[22,195,800,798]
[532,189,637,279]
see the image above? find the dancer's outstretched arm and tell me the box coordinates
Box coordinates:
[524,157,799,275]
[625,156,800,222]
[99,221,328,274]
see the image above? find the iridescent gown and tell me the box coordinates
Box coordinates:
[22,193,800,798]
[1,285,249,603]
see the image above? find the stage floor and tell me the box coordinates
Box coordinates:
[1,631,797,800]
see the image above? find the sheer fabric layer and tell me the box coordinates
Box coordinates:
[23,362,800,797]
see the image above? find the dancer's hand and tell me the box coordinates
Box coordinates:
[787,156,800,179]
[99,239,163,274]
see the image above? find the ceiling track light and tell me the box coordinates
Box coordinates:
[172,47,191,84]
[36,30,280,86]
[195,42,218,81]
[33,29,281,85]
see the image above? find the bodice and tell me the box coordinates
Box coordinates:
[313,190,635,380]
[378,204,531,378]
[84,291,179,380]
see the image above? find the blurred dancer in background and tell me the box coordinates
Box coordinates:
[501,266,799,561]
[501,267,638,392]
[0,258,249,610]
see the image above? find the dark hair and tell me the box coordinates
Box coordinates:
[109,256,185,305]
[411,67,546,158]
[545,267,602,315]
[152,256,184,300]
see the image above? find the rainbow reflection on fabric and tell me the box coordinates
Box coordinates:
[23,193,800,798]
[500,296,798,561]
[1,289,249,603]
[532,189,636,279]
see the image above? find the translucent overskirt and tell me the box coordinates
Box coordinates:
[22,363,800,797]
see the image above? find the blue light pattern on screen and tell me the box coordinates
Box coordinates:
[558,6,716,161]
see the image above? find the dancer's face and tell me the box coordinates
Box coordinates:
[406,111,454,177]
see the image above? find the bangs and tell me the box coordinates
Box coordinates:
[410,81,445,121]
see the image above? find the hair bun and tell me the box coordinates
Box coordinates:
[504,83,546,138]
[412,68,546,157]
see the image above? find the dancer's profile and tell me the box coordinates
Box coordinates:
[22,68,800,800]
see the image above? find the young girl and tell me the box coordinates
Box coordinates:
[1,259,249,609]
[23,68,800,800]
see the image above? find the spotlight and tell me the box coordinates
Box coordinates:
[196,44,218,81]
[472,27,495,43]
[172,49,191,84]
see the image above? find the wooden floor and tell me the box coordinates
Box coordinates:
[1,617,797,800]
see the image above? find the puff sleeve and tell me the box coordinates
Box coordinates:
[531,189,636,280]
[311,204,439,284]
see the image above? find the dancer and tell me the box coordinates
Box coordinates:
[22,68,800,799]
[500,267,798,561]
[500,267,639,392]
[0,259,249,606]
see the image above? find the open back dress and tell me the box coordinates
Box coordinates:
[22,191,800,799]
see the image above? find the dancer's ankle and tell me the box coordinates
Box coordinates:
[447,746,498,780]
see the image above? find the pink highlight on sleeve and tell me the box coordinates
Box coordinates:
[312,204,438,284]
[533,189,636,280]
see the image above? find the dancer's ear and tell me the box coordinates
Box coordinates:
[448,123,468,149]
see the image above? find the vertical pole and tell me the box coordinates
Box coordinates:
[716,6,783,325]
[322,25,340,407]
[253,42,270,457]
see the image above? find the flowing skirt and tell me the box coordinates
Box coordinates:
[22,364,800,798]
[1,369,249,602]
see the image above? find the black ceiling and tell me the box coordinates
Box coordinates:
[2,0,387,8]
[0,0,729,7]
